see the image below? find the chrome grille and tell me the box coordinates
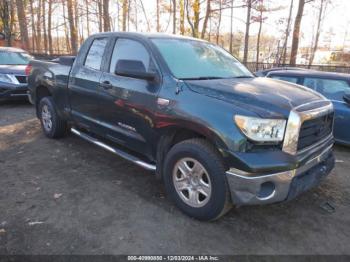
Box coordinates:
[297,112,334,151]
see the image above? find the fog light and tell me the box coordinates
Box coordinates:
[257,181,275,200]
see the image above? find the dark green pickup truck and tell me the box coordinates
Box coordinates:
[28,32,335,220]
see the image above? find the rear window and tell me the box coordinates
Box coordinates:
[0,51,30,65]
[84,38,108,70]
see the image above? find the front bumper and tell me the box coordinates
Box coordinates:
[226,144,334,206]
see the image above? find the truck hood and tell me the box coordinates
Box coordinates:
[184,77,325,118]
[0,65,27,75]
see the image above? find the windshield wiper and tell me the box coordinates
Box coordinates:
[234,75,254,78]
[179,76,227,80]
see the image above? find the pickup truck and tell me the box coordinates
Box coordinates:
[28,32,335,220]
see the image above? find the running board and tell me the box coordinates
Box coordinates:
[71,128,156,171]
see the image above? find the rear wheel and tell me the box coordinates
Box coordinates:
[163,139,232,221]
[38,96,67,138]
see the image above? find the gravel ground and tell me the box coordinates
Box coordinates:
[0,101,350,255]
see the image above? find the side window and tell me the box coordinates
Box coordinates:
[303,78,318,90]
[304,77,350,101]
[110,39,152,74]
[270,75,299,84]
[84,38,108,70]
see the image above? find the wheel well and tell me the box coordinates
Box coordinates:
[171,129,205,148]
[35,85,51,117]
[155,128,207,179]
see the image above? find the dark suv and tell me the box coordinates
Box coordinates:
[28,33,335,220]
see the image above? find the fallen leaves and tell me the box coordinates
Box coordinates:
[54,193,63,199]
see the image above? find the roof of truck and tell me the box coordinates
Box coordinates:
[89,31,207,42]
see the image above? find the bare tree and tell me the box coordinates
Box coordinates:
[103,0,111,31]
[156,0,160,32]
[16,0,29,50]
[201,0,211,39]
[180,0,185,34]
[42,0,48,54]
[281,0,294,64]
[229,0,234,53]
[48,0,53,54]
[122,0,128,31]
[29,0,36,51]
[0,0,13,46]
[36,0,42,51]
[243,0,253,64]
[308,0,329,66]
[290,0,314,65]
[185,0,200,37]
[67,0,78,54]
[172,0,176,34]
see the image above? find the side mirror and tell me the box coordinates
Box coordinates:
[343,93,350,104]
[115,59,156,81]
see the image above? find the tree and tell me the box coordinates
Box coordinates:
[48,0,53,54]
[243,0,253,64]
[308,0,329,66]
[290,0,314,65]
[103,0,111,31]
[16,0,29,50]
[201,0,211,39]
[180,0,185,34]
[0,0,13,46]
[185,0,200,37]
[156,0,160,32]
[252,0,283,69]
[67,0,78,54]
[122,0,128,31]
[281,0,294,64]
[229,0,234,53]
[172,0,176,34]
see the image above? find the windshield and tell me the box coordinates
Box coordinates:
[151,38,253,79]
[0,51,31,65]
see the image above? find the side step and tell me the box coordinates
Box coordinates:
[71,128,156,171]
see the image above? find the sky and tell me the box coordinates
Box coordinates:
[59,0,350,50]
[131,0,350,49]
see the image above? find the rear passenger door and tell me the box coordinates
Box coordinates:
[302,77,350,144]
[98,38,161,159]
[68,37,109,129]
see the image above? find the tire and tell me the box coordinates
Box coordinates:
[163,138,232,221]
[38,96,67,138]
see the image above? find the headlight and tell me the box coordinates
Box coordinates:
[0,73,19,84]
[234,115,286,142]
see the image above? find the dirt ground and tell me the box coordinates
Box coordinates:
[0,101,350,255]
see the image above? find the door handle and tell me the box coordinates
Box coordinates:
[100,81,112,90]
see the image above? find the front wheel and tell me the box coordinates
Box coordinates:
[163,139,232,221]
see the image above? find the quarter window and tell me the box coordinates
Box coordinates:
[303,77,350,101]
[84,38,108,70]
[110,39,152,74]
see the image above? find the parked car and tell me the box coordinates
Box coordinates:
[0,47,32,101]
[266,70,350,146]
[28,32,335,220]
[255,67,309,77]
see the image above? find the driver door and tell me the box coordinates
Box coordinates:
[98,38,161,159]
